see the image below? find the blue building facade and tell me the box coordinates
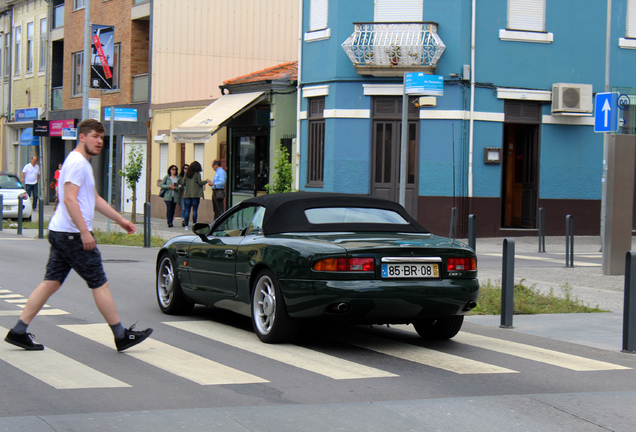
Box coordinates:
[298,0,636,237]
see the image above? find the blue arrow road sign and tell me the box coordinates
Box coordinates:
[594,92,618,133]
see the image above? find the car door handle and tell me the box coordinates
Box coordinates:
[225,249,234,256]
[176,250,187,256]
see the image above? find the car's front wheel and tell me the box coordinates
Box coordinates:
[413,315,464,340]
[156,253,194,315]
[251,269,299,343]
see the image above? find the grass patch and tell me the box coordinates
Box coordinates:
[3,218,167,247]
[92,228,167,247]
[469,279,606,315]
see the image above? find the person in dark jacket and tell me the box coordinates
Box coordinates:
[159,165,182,227]
[182,161,207,230]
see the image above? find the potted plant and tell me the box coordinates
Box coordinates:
[387,45,401,65]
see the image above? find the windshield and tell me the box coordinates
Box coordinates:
[0,174,24,189]
[304,207,410,225]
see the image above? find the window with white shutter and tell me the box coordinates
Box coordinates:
[305,0,330,42]
[375,0,423,22]
[620,0,636,48]
[507,0,545,32]
[500,0,553,43]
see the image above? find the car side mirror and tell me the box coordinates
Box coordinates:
[193,222,210,239]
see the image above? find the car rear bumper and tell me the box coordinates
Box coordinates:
[280,278,480,323]
[1,203,32,219]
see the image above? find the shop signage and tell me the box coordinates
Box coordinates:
[104,107,138,122]
[91,25,115,89]
[50,119,77,137]
[32,120,49,136]
[15,108,41,122]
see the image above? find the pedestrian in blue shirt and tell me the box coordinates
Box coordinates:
[207,160,226,220]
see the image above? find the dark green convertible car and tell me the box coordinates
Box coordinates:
[156,192,479,343]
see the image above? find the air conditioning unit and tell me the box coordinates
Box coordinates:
[551,83,593,114]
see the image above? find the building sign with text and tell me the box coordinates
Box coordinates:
[91,25,115,89]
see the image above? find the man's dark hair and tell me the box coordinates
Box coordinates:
[213,160,221,167]
[78,119,105,138]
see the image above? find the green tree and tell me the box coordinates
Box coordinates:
[118,144,144,223]
[268,144,294,194]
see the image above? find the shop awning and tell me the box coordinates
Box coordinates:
[171,91,266,143]
[19,128,40,146]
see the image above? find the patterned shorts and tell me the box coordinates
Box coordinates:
[44,231,108,289]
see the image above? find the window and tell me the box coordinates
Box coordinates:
[74,0,86,10]
[3,34,9,77]
[305,0,330,41]
[39,19,47,72]
[500,0,552,43]
[507,0,545,32]
[14,26,21,76]
[305,207,409,225]
[0,34,3,78]
[72,51,83,96]
[621,0,636,48]
[212,206,259,237]
[307,97,325,187]
[111,43,120,90]
[26,22,33,73]
[375,0,423,22]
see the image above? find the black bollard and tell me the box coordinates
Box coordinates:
[500,238,515,329]
[17,196,23,235]
[623,251,636,353]
[0,194,3,231]
[538,207,545,253]
[38,198,44,239]
[449,207,458,239]
[565,215,574,268]
[144,202,151,248]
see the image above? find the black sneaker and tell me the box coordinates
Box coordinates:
[115,324,153,352]
[5,330,44,350]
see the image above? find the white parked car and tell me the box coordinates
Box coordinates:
[0,172,32,220]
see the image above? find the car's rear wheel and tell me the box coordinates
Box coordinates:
[413,315,464,340]
[156,253,194,315]
[251,269,299,343]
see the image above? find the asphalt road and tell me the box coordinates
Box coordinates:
[1,231,636,431]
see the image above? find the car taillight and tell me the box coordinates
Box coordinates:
[20,193,28,200]
[447,257,476,271]
[313,257,375,272]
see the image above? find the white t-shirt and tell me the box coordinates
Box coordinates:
[48,151,96,233]
[22,163,39,185]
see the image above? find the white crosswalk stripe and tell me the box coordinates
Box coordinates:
[166,320,397,379]
[453,333,630,371]
[325,328,517,374]
[60,323,268,385]
[479,252,600,267]
[0,326,130,389]
[0,309,69,317]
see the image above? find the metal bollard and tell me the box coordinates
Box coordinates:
[565,214,574,268]
[449,207,458,239]
[144,202,151,248]
[500,238,515,329]
[623,251,636,353]
[38,198,44,239]
[17,196,23,235]
[538,207,545,253]
[0,194,3,231]
[468,214,476,252]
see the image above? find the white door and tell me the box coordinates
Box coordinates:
[121,136,147,215]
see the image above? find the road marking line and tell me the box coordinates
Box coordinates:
[479,253,600,266]
[60,323,268,385]
[0,309,69,317]
[0,294,23,299]
[5,299,28,304]
[327,330,517,375]
[166,320,397,380]
[0,326,130,389]
[453,333,630,371]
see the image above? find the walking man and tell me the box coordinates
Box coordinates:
[207,160,226,220]
[5,119,153,352]
[21,155,40,211]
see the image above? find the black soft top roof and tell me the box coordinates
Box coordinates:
[238,192,428,234]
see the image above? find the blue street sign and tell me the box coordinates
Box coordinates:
[594,92,619,133]
[404,73,444,96]
[104,107,138,122]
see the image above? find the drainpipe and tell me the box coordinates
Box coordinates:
[295,0,303,191]
[468,0,476,199]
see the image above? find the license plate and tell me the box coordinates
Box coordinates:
[3,205,11,211]
[381,263,439,278]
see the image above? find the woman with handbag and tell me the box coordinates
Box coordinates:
[178,164,189,225]
[160,165,182,227]
[182,161,207,230]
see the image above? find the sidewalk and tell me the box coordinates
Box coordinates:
[3,204,633,353]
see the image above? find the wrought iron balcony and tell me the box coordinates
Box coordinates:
[341,22,445,77]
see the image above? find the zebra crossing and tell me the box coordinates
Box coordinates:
[0,318,631,391]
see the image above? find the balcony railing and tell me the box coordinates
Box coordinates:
[341,22,445,77]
